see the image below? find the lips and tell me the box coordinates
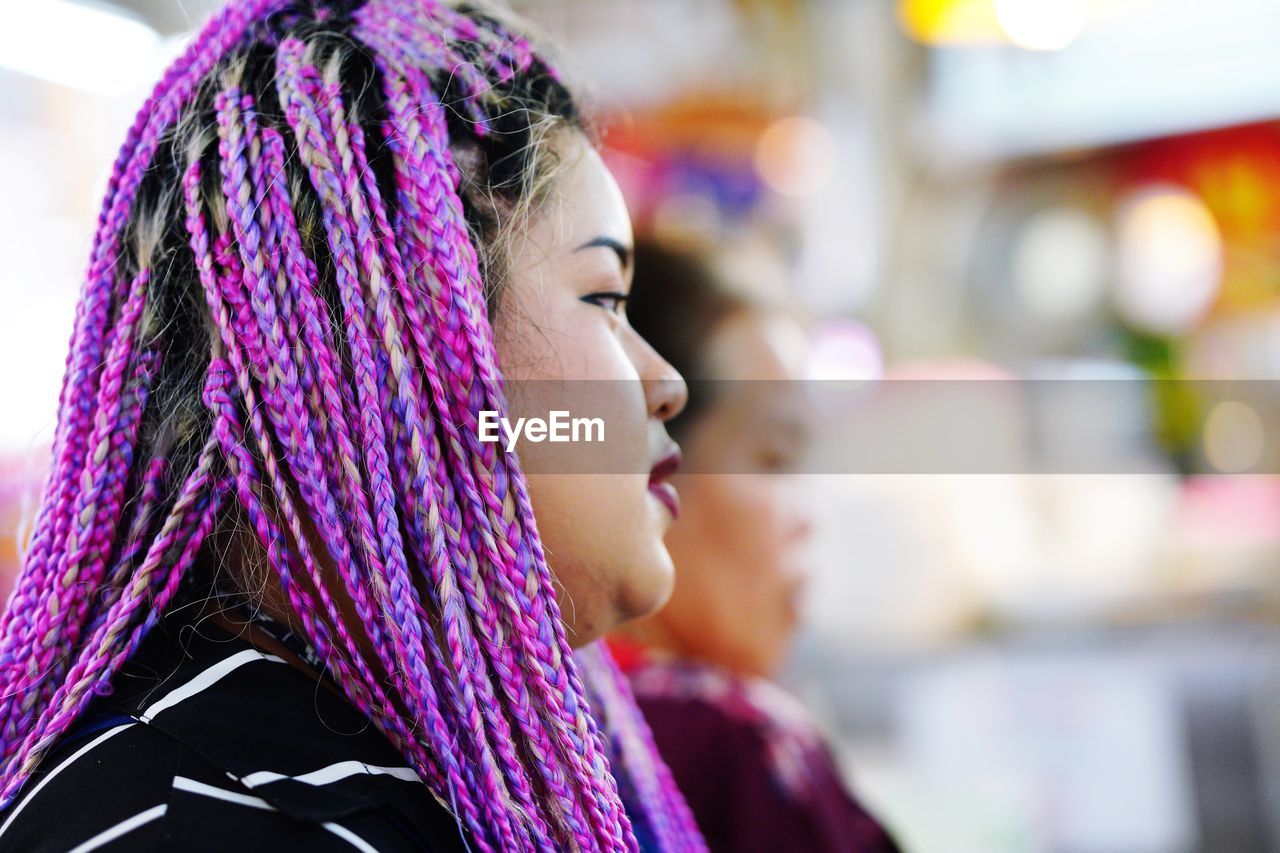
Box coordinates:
[648,448,682,520]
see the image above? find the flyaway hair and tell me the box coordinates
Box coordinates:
[0,1,702,849]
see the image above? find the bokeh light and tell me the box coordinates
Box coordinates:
[994,0,1088,51]
[804,318,884,382]
[754,116,837,199]
[1011,206,1109,323]
[1114,185,1223,335]
[1203,400,1266,473]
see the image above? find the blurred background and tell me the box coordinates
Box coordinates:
[5,0,1280,850]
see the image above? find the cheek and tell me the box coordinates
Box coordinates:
[680,474,799,579]
[666,474,805,667]
[525,472,674,645]
[495,291,634,384]
[491,283,670,644]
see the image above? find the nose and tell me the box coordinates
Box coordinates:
[629,329,687,422]
[791,505,813,543]
[650,372,687,422]
[780,476,814,543]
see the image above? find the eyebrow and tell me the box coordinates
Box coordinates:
[574,235,632,272]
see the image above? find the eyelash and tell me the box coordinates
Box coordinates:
[581,291,629,315]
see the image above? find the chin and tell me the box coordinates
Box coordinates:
[558,553,675,649]
[616,552,677,625]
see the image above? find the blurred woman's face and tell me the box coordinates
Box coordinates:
[493,133,688,647]
[648,310,813,678]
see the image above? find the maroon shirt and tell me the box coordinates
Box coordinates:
[615,645,901,853]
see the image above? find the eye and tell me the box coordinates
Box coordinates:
[756,442,801,474]
[581,291,629,316]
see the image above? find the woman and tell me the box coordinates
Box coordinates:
[0,1,704,850]
[612,239,900,852]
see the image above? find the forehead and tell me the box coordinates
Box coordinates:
[708,311,808,382]
[538,134,632,249]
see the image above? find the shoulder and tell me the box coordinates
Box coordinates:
[628,660,822,762]
[628,661,824,804]
[0,616,466,852]
[627,659,809,724]
[0,721,391,852]
[628,660,902,853]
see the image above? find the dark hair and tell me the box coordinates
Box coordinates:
[627,239,752,438]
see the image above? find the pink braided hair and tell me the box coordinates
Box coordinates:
[0,0,705,850]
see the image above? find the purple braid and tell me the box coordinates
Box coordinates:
[0,0,290,687]
[1,433,228,803]
[344,88,569,850]
[188,159,450,793]
[320,73,558,849]
[371,52,635,844]
[253,126,433,757]
[0,1,705,850]
[363,51,629,846]
[578,644,707,850]
[271,47,502,846]
[370,74,587,823]
[0,269,153,765]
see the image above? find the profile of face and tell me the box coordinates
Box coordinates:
[493,133,687,647]
[644,309,813,678]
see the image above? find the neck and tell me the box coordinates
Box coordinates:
[611,614,686,662]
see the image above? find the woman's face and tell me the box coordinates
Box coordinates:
[646,310,813,678]
[494,133,687,647]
